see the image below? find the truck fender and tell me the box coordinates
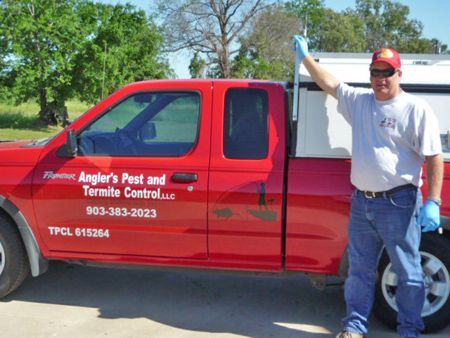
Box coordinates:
[0,195,48,277]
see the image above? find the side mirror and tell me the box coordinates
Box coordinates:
[66,129,78,157]
[139,122,156,141]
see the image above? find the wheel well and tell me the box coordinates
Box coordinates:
[0,208,26,249]
[0,208,17,229]
[0,196,48,277]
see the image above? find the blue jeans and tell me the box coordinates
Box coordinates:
[343,187,425,337]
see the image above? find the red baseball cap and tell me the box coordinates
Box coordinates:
[371,48,401,69]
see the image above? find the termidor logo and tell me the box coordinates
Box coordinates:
[43,171,76,180]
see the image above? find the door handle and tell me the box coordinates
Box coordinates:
[171,172,198,183]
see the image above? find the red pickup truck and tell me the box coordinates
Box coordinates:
[0,53,449,332]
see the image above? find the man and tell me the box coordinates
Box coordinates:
[293,36,444,338]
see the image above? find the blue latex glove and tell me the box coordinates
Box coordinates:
[418,200,440,232]
[293,35,309,62]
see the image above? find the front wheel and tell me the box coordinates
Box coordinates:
[374,233,450,333]
[0,214,30,298]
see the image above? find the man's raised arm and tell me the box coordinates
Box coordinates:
[294,36,340,99]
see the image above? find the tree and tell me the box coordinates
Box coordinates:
[0,1,171,125]
[429,39,448,54]
[231,5,300,80]
[353,0,432,52]
[157,0,269,78]
[285,0,447,54]
[73,3,171,104]
[1,0,85,125]
[189,52,207,78]
[285,0,325,49]
[0,8,11,101]
[314,8,366,52]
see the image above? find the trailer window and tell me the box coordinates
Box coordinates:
[224,88,269,159]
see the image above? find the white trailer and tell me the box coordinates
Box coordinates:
[292,50,450,160]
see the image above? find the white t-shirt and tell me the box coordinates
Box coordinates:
[337,82,442,191]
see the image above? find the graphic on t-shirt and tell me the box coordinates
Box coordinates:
[379,117,397,129]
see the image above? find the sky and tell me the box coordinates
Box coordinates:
[102,0,450,78]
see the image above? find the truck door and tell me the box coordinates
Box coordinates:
[208,83,287,271]
[32,83,212,259]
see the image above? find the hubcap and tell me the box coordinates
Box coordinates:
[0,241,5,275]
[381,251,450,316]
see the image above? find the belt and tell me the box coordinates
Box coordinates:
[358,184,417,199]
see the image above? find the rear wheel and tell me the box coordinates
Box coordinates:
[374,233,450,333]
[0,214,30,298]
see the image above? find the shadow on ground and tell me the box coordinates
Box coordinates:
[2,262,447,338]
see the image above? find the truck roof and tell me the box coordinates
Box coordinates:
[300,53,450,85]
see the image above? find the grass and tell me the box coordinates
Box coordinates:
[0,100,91,141]
[0,96,199,142]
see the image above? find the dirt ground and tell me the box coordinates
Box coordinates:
[0,262,449,338]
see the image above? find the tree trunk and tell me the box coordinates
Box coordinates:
[38,89,58,125]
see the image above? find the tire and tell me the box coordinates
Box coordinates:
[0,213,30,298]
[374,233,450,333]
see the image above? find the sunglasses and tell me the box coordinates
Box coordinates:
[370,68,397,78]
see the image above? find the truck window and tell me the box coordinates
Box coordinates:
[78,92,200,157]
[224,88,269,159]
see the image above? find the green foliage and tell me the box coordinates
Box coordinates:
[285,0,325,48]
[354,0,429,52]
[0,99,88,140]
[285,0,367,52]
[285,0,447,54]
[0,15,7,94]
[231,47,294,81]
[0,112,39,130]
[1,0,84,124]
[315,9,366,52]
[234,0,448,80]
[0,0,171,126]
[0,99,88,123]
[73,3,171,104]
[189,52,206,78]
[0,126,62,141]
[231,5,298,81]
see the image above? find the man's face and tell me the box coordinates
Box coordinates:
[369,61,402,101]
